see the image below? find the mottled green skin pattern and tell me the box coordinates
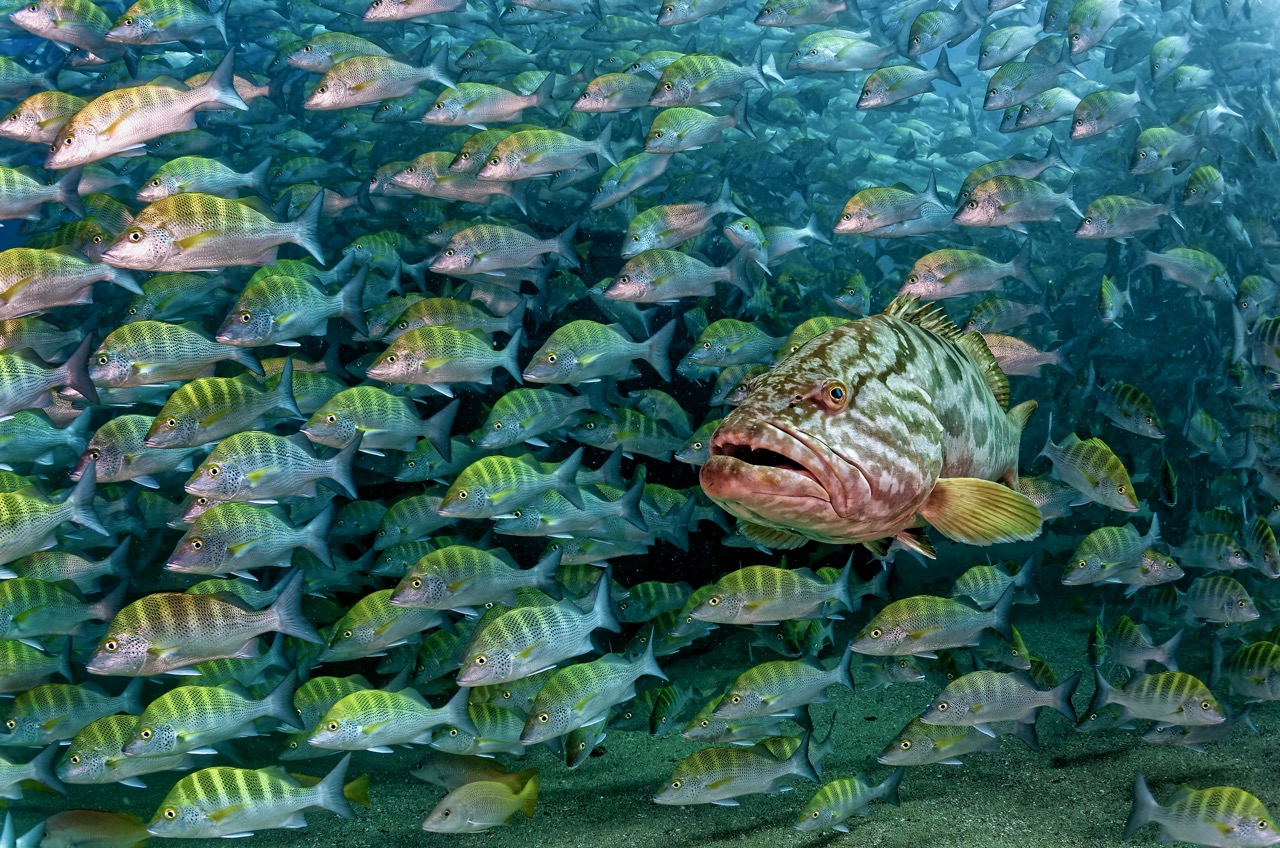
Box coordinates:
[702,308,1020,546]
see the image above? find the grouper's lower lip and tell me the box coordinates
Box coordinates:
[704,420,845,509]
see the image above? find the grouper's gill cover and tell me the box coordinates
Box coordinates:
[700,295,1041,556]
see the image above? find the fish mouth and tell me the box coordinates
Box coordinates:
[703,420,860,519]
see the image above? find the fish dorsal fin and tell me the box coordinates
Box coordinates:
[958,332,1010,409]
[883,295,964,342]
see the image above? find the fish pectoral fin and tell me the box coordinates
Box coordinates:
[206,803,249,823]
[906,626,940,642]
[919,477,1042,546]
[174,232,219,253]
[893,528,936,559]
[738,520,809,550]
[226,539,261,555]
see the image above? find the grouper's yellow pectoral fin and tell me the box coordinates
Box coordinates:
[919,477,1042,546]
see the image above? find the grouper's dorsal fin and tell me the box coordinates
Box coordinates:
[958,331,1010,410]
[885,296,1010,409]
[884,295,965,342]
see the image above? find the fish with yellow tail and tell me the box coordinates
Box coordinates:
[700,295,1042,556]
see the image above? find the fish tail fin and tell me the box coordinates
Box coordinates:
[1044,136,1074,174]
[503,298,527,336]
[805,211,831,245]
[616,477,648,533]
[991,584,1015,642]
[88,580,128,626]
[534,70,558,118]
[934,49,961,87]
[645,320,676,381]
[501,327,524,384]
[105,536,132,580]
[54,166,83,217]
[790,731,821,783]
[1010,237,1034,287]
[204,48,248,111]
[442,683,477,736]
[338,266,368,335]
[731,96,753,139]
[317,754,356,820]
[119,673,144,716]
[1144,512,1161,548]
[65,460,105,535]
[63,334,99,406]
[1123,774,1158,840]
[1038,409,1055,461]
[275,356,302,420]
[425,44,454,88]
[717,177,743,217]
[1158,629,1183,673]
[303,503,334,569]
[555,222,580,268]
[834,640,856,692]
[29,745,64,794]
[267,571,321,644]
[108,266,142,294]
[530,547,562,596]
[518,771,539,817]
[832,555,856,613]
[921,171,941,211]
[1086,667,1115,717]
[555,447,585,507]
[591,566,622,633]
[879,767,905,807]
[326,434,360,499]
[593,120,617,166]
[1049,670,1080,722]
[292,189,326,265]
[420,398,458,461]
[236,346,264,377]
[249,156,273,195]
[212,0,228,44]
[639,635,667,682]
[264,669,299,729]
[724,248,755,297]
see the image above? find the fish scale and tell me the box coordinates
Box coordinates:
[693,564,849,624]
[0,679,140,746]
[185,430,355,502]
[91,320,260,387]
[147,369,298,449]
[521,646,664,744]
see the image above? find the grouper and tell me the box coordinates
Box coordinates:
[699,295,1042,556]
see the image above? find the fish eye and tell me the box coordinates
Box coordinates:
[69,754,80,764]
[1084,217,1092,224]
[936,701,949,711]
[411,578,422,589]
[826,382,847,406]
[701,342,711,349]
[191,538,203,550]
[537,713,549,723]
[912,36,920,45]
[104,640,118,653]
[989,89,997,97]
[899,739,911,749]
[3,720,13,730]
[1238,599,1247,607]
[663,82,672,90]
[908,275,918,284]
[96,355,108,365]
[869,627,882,639]
[165,418,177,428]
[457,489,468,499]
[474,655,486,665]
[1145,417,1153,423]
[1201,700,1212,709]
[489,157,500,165]
[1075,119,1083,126]
[1138,151,1146,158]
[692,441,702,449]
[140,728,152,740]
[1077,560,1087,569]
[128,229,142,241]
[150,179,161,187]
[317,86,327,93]
[326,415,337,423]
[966,201,977,209]
[302,45,311,51]
[707,596,719,606]
[1117,486,1125,493]
[327,721,339,731]
[1189,187,1197,194]
[670,780,681,789]
[406,166,416,173]
[386,355,397,363]
[861,88,870,97]
[512,510,521,518]
[585,422,595,430]
[208,466,220,476]
[493,422,502,430]
[342,629,353,638]
[239,311,252,323]
[729,695,740,704]
[546,353,557,363]
[445,248,454,256]
[1259,820,1269,830]
[88,449,100,460]
[163,808,177,820]
[1070,33,1079,41]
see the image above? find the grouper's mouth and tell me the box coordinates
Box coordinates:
[702,420,858,518]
